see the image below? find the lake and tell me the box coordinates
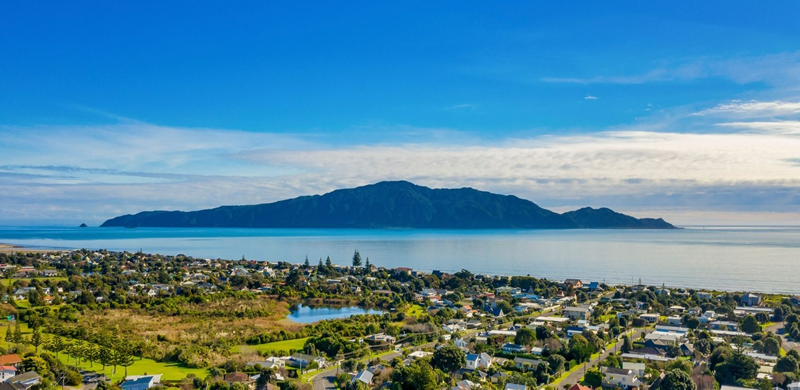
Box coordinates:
[0,226,799,294]
[286,304,385,323]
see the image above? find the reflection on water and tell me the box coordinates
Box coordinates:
[286,304,384,323]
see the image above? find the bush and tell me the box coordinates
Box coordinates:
[65,370,83,386]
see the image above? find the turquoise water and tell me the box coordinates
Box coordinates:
[0,226,799,293]
[287,304,384,323]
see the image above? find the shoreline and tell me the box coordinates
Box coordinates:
[0,243,68,254]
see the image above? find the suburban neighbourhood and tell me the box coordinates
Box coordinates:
[0,249,797,390]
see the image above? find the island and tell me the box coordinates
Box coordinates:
[0,248,796,390]
[101,181,676,229]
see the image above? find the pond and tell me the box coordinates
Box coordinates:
[286,304,385,323]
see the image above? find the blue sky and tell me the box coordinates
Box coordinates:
[2,1,800,225]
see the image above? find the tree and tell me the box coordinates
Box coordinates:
[4,322,11,348]
[741,315,761,334]
[535,326,552,342]
[515,328,536,347]
[685,317,701,330]
[583,368,603,388]
[660,369,697,390]
[391,360,440,390]
[99,346,114,372]
[621,335,633,353]
[50,336,66,358]
[12,322,22,344]
[304,256,310,268]
[569,334,592,362]
[715,352,758,385]
[547,354,566,374]
[364,258,370,272]
[21,355,48,375]
[774,356,799,373]
[352,250,362,268]
[326,256,332,268]
[31,328,42,353]
[432,345,465,374]
[694,338,712,355]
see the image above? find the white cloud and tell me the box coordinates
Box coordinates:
[716,120,800,135]
[694,100,800,118]
[584,95,598,100]
[3,120,800,225]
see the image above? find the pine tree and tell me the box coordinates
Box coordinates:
[352,250,362,267]
[4,322,12,348]
[31,328,42,353]
[325,256,332,268]
[365,257,370,270]
[12,323,22,344]
[304,256,310,268]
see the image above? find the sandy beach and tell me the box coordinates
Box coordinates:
[0,243,66,254]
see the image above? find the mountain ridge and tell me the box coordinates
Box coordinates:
[101,181,676,229]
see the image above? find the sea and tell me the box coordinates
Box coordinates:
[0,226,798,294]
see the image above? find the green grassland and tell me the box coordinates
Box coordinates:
[233,337,309,354]
[0,321,208,382]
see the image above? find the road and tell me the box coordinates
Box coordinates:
[765,322,799,353]
[558,327,649,388]
[310,350,409,390]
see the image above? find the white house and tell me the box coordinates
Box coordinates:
[602,367,641,389]
[466,353,492,370]
[0,366,17,382]
[563,306,592,321]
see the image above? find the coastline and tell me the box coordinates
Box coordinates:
[0,243,66,254]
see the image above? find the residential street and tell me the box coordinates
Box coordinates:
[765,322,799,353]
[559,327,649,388]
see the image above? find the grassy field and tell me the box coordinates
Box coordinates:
[1,277,68,286]
[56,353,209,382]
[0,320,208,382]
[404,304,425,318]
[233,337,309,354]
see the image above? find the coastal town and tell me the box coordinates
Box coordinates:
[0,248,797,390]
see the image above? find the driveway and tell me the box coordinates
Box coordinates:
[766,322,799,353]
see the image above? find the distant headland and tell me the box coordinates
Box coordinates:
[101,181,676,229]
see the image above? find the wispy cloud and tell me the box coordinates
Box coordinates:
[444,103,479,111]
[541,52,800,86]
[584,95,598,100]
[694,100,800,118]
[716,121,800,135]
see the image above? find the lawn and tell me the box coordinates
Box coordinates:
[233,337,309,354]
[0,320,207,382]
[404,304,425,318]
[57,353,209,382]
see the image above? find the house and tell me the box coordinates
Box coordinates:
[42,269,58,277]
[514,357,547,370]
[352,370,373,385]
[622,362,646,377]
[639,313,660,323]
[740,293,762,307]
[563,306,592,321]
[5,371,41,390]
[501,343,526,353]
[564,279,583,288]
[0,366,16,382]
[454,338,468,350]
[121,375,162,390]
[568,384,591,390]
[666,316,683,326]
[602,367,641,389]
[0,355,21,368]
[465,353,492,370]
[365,333,396,345]
[246,357,285,370]
[680,343,695,356]
[224,372,254,388]
[289,353,326,368]
[452,380,479,390]
[697,292,713,300]
[505,384,527,390]
[786,382,800,390]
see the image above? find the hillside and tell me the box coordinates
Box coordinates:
[101,181,676,229]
